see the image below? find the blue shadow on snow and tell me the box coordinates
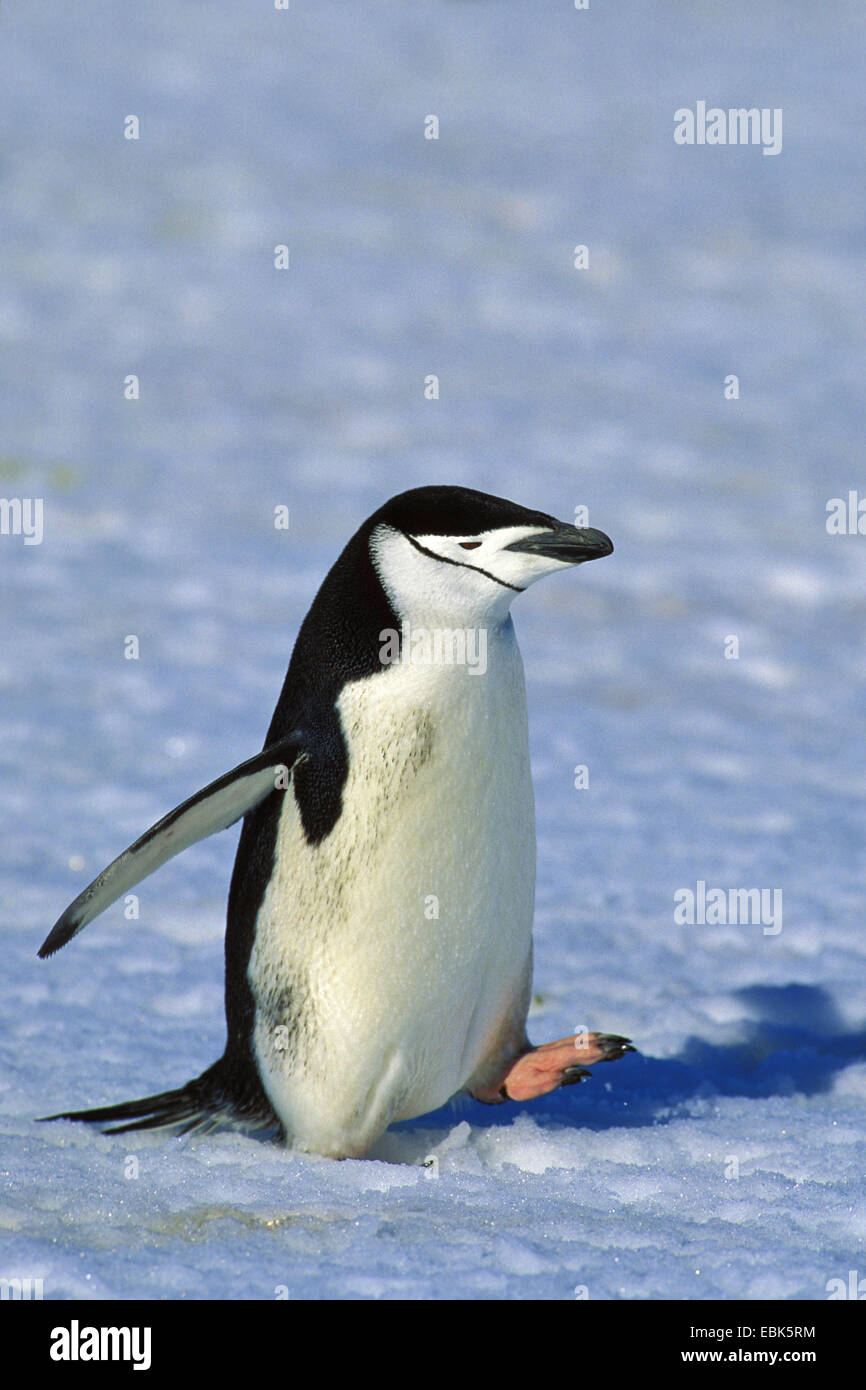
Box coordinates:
[392,983,866,1135]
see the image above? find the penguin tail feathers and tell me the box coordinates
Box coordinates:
[39,1083,219,1136]
[38,1058,282,1138]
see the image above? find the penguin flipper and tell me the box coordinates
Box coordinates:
[38,733,305,959]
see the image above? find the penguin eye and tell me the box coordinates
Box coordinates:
[458,541,482,550]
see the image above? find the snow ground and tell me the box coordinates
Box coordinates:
[2,0,865,1300]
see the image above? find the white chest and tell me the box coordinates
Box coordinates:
[249,621,537,1154]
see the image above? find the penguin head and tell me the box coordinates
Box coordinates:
[368,485,613,625]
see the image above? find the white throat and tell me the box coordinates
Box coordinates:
[369,521,566,629]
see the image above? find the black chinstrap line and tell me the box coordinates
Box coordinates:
[403,533,525,592]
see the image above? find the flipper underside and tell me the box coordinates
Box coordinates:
[39,733,304,958]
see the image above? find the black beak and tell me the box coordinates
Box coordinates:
[505,522,614,564]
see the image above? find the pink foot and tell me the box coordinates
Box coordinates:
[471,1032,635,1104]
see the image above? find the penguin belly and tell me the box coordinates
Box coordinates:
[248,624,536,1157]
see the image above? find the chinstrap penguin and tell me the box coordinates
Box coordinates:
[39,485,633,1158]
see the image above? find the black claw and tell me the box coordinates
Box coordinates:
[561,1066,592,1086]
[595,1034,637,1062]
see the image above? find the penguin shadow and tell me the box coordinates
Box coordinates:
[390,983,866,1145]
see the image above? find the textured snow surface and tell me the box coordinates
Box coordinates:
[2,0,865,1300]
